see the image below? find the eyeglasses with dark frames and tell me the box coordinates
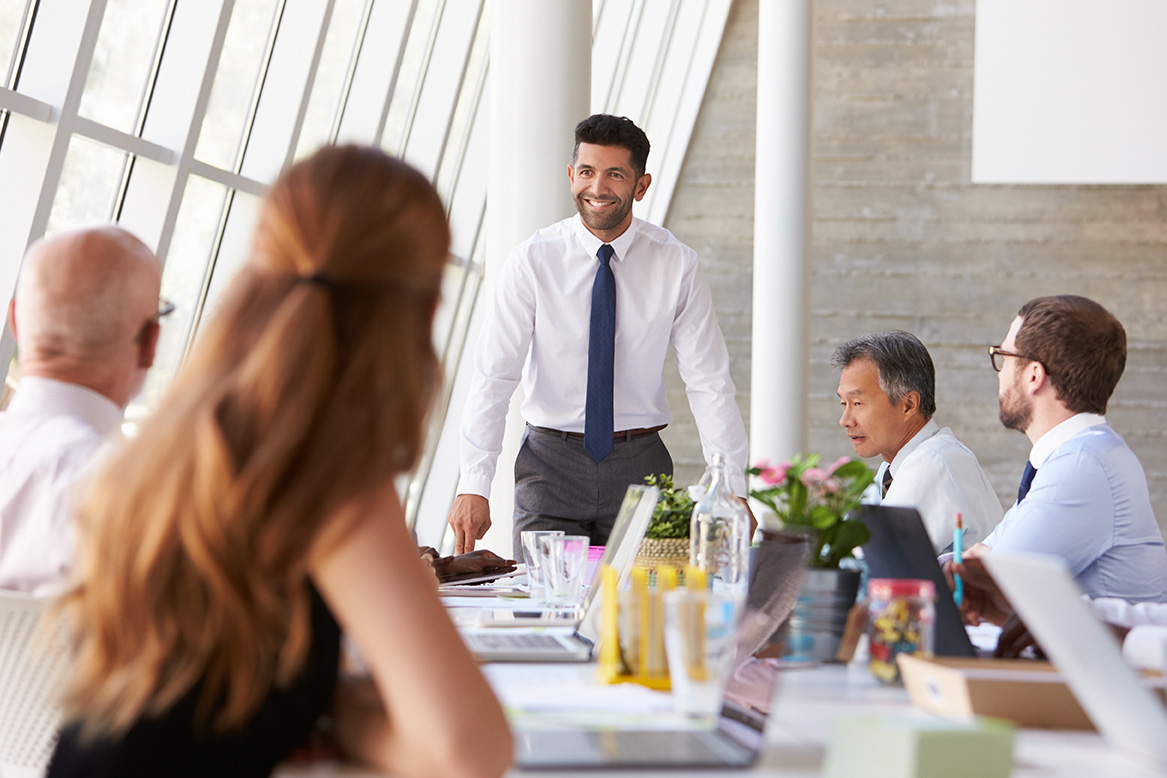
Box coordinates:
[154,297,176,322]
[987,345,1035,373]
[135,297,176,343]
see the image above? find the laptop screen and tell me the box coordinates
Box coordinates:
[576,484,659,643]
[856,504,976,657]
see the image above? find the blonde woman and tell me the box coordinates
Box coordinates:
[48,146,513,778]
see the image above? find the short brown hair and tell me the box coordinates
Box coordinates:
[1014,295,1126,414]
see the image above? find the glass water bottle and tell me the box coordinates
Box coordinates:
[689,452,749,594]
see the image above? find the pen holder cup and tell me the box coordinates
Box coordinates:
[596,564,710,690]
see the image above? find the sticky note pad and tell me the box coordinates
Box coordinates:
[822,715,1015,778]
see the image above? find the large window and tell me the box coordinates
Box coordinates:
[0,0,730,549]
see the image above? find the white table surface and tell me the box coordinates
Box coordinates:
[275,660,1167,778]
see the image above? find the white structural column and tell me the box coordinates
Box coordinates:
[476,0,591,554]
[751,0,813,465]
[746,0,812,468]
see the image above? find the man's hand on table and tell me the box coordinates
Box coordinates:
[995,612,1046,659]
[941,554,1052,659]
[448,493,491,554]
[740,497,758,540]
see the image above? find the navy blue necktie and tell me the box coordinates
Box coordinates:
[1017,462,1037,504]
[584,244,616,462]
[881,466,894,498]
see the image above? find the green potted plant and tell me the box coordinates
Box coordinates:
[634,473,694,572]
[747,454,875,662]
[747,454,874,568]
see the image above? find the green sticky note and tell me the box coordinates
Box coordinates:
[822,715,1015,778]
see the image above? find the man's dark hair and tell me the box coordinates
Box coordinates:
[572,114,650,177]
[1014,295,1126,414]
[831,331,937,420]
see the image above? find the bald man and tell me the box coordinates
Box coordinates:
[0,226,164,593]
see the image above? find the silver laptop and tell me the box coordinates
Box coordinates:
[986,552,1167,767]
[511,533,801,771]
[460,484,659,662]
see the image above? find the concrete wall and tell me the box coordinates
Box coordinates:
[662,0,1167,531]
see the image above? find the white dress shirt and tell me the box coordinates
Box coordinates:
[1090,598,1167,671]
[458,215,748,498]
[0,377,122,593]
[983,413,1167,602]
[877,420,1003,552]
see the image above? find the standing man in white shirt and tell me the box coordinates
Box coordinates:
[834,331,1002,552]
[449,114,749,555]
[966,295,1167,602]
[0,226,165,593]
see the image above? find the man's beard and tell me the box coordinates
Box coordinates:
[575,191,632,234]
[998,375,1033,432]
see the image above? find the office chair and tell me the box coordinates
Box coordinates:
[0,591,69,778]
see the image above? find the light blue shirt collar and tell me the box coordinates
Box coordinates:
[1029,412,1107,468]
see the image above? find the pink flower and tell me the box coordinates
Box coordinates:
[827,456,850,475]
[823,478,841,494]
[761,463,790,485]
[801,467,829,486]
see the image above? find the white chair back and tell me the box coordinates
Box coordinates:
[0,592,68,778]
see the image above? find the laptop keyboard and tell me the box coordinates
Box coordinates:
[464,632,574,653]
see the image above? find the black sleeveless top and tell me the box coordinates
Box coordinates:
[48,585,341,778]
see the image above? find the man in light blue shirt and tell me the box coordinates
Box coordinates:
[969,295,1167,603]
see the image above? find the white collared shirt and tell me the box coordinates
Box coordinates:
[1091,598,1167,671]
[876,420,1003,552]
[458,215,748,497]
[0,376,123,593]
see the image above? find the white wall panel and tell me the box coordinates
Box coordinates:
[973,0,1167,183]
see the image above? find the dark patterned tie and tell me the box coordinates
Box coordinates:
[881,466,894,498]
[1017,462,1037,504]
[584,244,616,462]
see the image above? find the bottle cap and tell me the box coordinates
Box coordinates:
[868,578,935,600]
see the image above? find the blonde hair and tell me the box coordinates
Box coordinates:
[57,146,449,736]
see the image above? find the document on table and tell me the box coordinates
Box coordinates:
[483,663,679,723]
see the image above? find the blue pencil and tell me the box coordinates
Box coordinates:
[953,513,964,607]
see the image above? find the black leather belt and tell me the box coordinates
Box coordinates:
[529,424,667,441]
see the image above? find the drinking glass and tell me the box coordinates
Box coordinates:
[539,534,590,605]
[520,530,564,600]
[663,588,744,720]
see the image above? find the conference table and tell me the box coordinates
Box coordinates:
[275,658,1165,778]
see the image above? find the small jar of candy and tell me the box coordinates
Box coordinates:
[867,578,935,684]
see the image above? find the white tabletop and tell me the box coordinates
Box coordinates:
[275,660,1167,778]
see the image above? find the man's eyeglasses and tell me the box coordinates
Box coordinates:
[987,346,1035,373]
[153,297,176,322]
[135,297,175,343]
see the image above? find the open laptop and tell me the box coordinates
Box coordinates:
[986,552,1167,767]
[511,533,799,770]
[459,484,659,662]
[855,504,977,657]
